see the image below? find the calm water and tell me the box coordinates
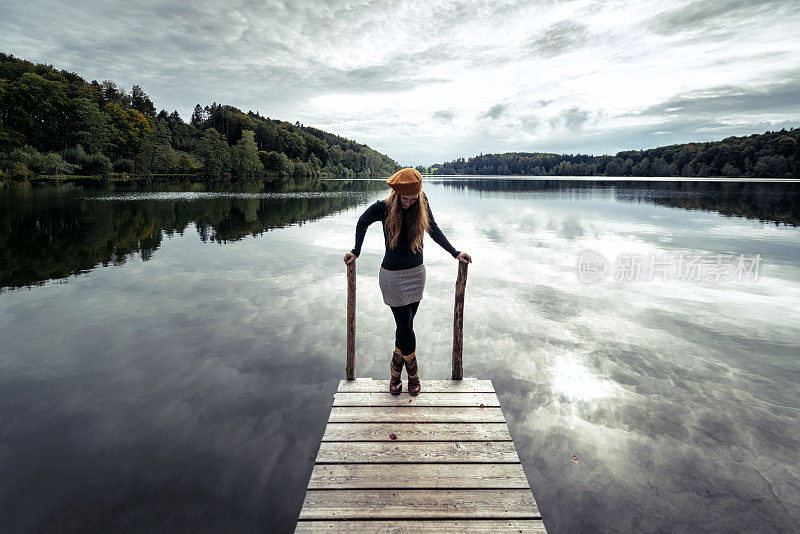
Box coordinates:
[1,178,799,533]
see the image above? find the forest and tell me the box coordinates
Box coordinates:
[420,127,800,178]
[3,52,798,182]
[0,52,398,181]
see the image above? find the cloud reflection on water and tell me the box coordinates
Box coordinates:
[1,179,799,532]
[325,180,800,532]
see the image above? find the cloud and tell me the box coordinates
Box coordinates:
[432,109,456,122]
[550,107,592,131]
[483,103,508,120]
[647,0,789,35]
[526,20,590,57]
[1,0,799,165]
[520,114,540,132]
[627,72,800,118]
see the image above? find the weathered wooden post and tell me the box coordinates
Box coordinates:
[451,260,468,380]
[346,262,356,380]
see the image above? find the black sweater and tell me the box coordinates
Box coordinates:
[351,198,461,271]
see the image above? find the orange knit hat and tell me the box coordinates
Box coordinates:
[386,168,422,196]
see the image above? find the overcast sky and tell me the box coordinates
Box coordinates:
[2,0,800,166]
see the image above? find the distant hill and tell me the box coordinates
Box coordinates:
[0,52,398,180]
[421,129,799,178]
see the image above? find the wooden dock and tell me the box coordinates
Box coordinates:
[298,259,548,530]
[295,377,546,532]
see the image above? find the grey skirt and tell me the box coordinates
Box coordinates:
[379,263,426,307]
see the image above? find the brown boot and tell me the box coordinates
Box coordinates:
[389,347,403,395]
[402,350,421,396]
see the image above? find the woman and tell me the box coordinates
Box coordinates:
[342,168,472,396]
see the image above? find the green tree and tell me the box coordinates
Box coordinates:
[231,129,263,178]
[67,98,112,154]
[722,162,741,177]
[754,155,789,177]
[175,152,201,173]
[137,119,175,177]
[100,80,129,106]
[283,130,306,159]
[82,153,112,176]
[113,159,135,173]
[259,150,290,176]
[199,128,230,177]
[190,104,206,126]
[130,85,156,116]
[105,102,150,160]
[631,157,651,176]
[42,152,78,176]
[9,145,45,174]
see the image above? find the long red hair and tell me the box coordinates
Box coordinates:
[384,190,429,253]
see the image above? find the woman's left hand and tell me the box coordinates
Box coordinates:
[456,252,472,263]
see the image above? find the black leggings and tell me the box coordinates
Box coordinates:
[390,300,420,356]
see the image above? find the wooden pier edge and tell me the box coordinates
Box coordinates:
[295,378,547,533]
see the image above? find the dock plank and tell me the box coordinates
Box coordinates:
[307,463,530,489]
[329,406,506,423]
[316,441,521,463]
[322,422,512,441]
[333,391,500,407]
[298,489,540,520]
[295,519,546,533]
[337,378,495,393]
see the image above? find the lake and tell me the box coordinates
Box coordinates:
[1,177,799,533]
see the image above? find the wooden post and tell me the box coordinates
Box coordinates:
[451,260,468,380]
[346,262,356,380]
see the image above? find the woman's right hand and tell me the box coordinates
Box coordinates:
[343,252,357,265]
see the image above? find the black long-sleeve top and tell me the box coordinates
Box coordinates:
[351,198,461,271]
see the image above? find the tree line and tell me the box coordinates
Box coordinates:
[0,52,398,180]
[418,128,799,178]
